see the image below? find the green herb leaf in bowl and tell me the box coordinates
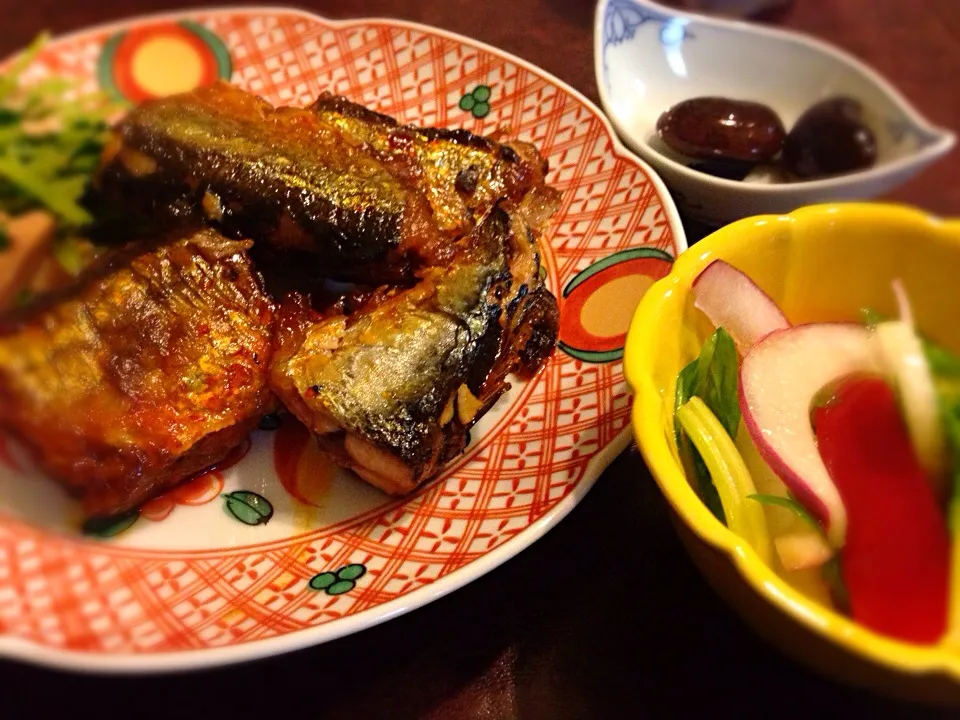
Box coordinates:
[674,326,740,523]
[926,343,960,534]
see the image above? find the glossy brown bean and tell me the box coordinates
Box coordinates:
[782,97,878,179]
[656,97,786,163]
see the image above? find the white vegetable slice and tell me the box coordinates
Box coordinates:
[872,279,946,488]
[874,319,947,485]
[774,531,833,572]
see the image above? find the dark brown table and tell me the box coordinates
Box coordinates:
[1,1,959,717]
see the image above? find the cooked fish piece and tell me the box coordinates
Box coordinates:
[269,205,558,495]
[88,82,448,283]
[78,83,563,500]
[88,84,562,282]
[0,229,275,517]
[466,203,558,399]
[309,94,556,237]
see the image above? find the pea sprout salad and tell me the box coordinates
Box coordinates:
[0,33,123,308]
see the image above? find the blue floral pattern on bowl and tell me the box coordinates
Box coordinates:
[601,0,692,91]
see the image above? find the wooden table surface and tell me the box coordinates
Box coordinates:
[1,1,959,718]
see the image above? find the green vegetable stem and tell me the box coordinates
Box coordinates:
[674,326,740,523]
[676,397,771,565]
[748,493,822,534]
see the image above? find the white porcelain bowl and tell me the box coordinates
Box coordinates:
[594,0,956,226]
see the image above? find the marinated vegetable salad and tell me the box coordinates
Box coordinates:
[0,34,121,308]
[676,259,960,645]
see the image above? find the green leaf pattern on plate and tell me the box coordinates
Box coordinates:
[459,85,492,118]
[82,508,139,538]
[223,490,274,526]
[309,572,337,591]
[308,563,367,595]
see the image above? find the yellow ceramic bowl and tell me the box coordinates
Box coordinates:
[626,202,960,705]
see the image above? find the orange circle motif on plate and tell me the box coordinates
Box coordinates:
[98,21,232,103]
[559,247,675,363]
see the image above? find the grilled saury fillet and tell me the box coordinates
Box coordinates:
[0,229,275,517]
[89,83,559,282]
[269,206,558,494]
[309,94,554,237]
[91,83,444,282]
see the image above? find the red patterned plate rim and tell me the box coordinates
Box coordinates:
[3,439,632,675]
[0,6,686,673]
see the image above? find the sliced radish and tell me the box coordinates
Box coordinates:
[739,323,882,548]
[692,259,790,355]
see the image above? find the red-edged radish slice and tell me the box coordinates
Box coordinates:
[693,260,790,355]
[740,323,882,548]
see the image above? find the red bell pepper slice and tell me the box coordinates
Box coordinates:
[814,375,950,644]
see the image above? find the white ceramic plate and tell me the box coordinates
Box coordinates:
[0,7,685,673]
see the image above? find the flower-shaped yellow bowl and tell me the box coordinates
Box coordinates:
[626,203,960,704]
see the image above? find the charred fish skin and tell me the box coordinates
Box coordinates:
[89,82,446,282]
[270,206,531,494]
[0,229,276,517]
[308,95,562,393]
[309,93,553,237]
